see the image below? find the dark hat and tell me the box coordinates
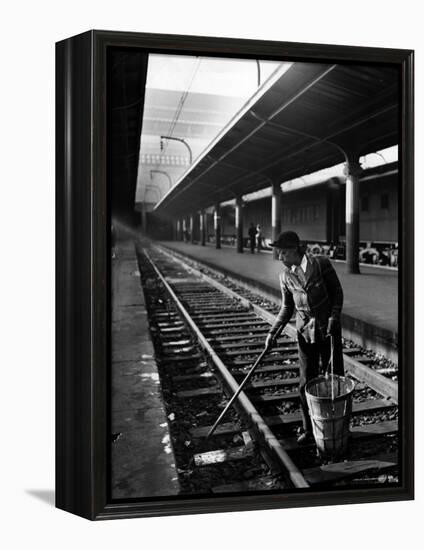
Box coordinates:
[269,230,300,249]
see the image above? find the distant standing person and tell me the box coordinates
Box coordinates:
[256,224,263,252]
[248,223,257,254]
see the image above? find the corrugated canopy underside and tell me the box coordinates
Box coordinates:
[154,62,399,217]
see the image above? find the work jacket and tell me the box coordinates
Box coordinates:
[270,254,343,343]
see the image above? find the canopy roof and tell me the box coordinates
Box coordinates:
[154,62,399,217]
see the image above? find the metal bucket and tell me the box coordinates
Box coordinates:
[305,374,355,459]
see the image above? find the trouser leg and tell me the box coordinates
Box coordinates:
[332,330,344,375]
[297,333,320,432]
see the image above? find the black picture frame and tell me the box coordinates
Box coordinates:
[56,29,414,520]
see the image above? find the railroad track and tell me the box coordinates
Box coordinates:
[137,243,399,493]
[158,244,399,382]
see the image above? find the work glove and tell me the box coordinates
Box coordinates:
[326,317,340,337]
[265,332,276,350]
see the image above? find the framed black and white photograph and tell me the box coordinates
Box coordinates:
[56,30,414,520]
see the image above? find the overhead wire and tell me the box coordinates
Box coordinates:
[160,57,202,162]
[148,58,202,205]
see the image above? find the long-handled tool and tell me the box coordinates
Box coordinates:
[206,344,271,439]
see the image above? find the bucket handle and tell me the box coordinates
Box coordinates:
[324,334,335,403]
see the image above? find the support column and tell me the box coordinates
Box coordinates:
[326,178,341,245]
[344,156,363,274]
[214,204,221,249]
[235,196,244,253]
[200,210,206,246]
[182,218,187,242]
[190,214,195,243]
[271,182,282,260]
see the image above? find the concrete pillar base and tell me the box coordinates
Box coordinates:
[344,157,363,274]
[200,210,206,246]
[214,204,221,249]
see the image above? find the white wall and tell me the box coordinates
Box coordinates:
[1,1,422,548]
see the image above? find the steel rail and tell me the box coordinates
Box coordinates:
[146,245,399,489]
[156,243,398,403]
[143,249,310,489]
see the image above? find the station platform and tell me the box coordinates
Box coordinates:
[111,239,179,499]
[157,241,398,362]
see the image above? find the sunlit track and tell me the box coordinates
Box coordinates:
[137,243,399,494]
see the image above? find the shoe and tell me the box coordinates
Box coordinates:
[297,431,314,445]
